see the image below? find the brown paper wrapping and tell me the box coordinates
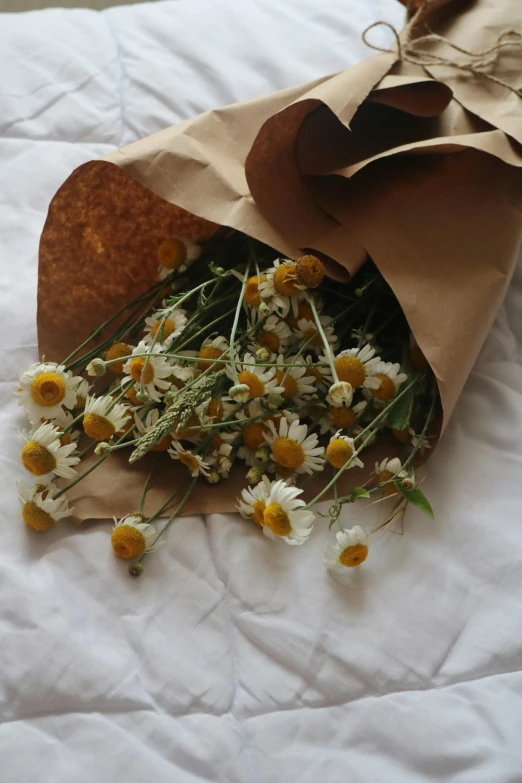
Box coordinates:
[38,0,522,522]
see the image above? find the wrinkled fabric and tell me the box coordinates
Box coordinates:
[1,1,522,781]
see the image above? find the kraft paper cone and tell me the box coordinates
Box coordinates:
[37,0,522,522]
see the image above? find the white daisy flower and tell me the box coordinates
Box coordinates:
[226,353,284,400]
[326,431,364,470]
[375,457,407,496]
[123,341,172,402]
[371,361,408,402]
[134,408,172,451]
[231,270,274,310]
[327,381,353,408]
[259,259,307,317]
[294,315,338,354]
[111,514,159,559]
[83,395,130,441]
[235,402,297,466]
[273,354,317,403]
[143,307,187,347]
[20,421,80,479]
[264,417,324,476]
[196,335,229,374]
[237,475,272,526]
[18,480,73,532]
[74,378,92,408]
[327,400,367,432]
[248,310,292,356]
[16,361,83,423]
[262,478,315,545]
[324,526,369,570]
[168,441,211,477]
[409,428,432,454]
[321,344,382,392]
[157,236,201,279]
[209,432,236,477]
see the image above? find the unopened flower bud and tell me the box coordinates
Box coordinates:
[328,381,353,406]
[206,470,221,484]
[136,389,150,404]
[258,301,270,316]
[87,358,106,377]
[256,347,271,363]
[128,563,144,578]
[229,383,250,402]
[267,392,284,411]
[213,266,225,276]
[401,477,415,492]
[94,441,112,457]
[355,288,364,298]
[255,446,270,464]
[246,466,264,484]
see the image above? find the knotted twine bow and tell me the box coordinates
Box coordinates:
[362,4,522,98]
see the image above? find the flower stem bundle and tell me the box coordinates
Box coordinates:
[16,230,438,580]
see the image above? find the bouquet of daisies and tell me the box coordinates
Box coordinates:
[17,229,437,578]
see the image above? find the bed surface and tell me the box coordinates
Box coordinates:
[2,1,522,780]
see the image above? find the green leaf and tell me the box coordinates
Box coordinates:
[349,487,370,502]
[395,484,434,518]
[386,382,414,431]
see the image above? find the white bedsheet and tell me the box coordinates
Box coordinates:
[2,1,522,780]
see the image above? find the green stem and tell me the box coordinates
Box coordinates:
[308,293,338,383]
[229,257,251,383]
[139,478,198,561]
[138,465,156,513]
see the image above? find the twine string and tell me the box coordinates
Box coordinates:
[362,4,522,97]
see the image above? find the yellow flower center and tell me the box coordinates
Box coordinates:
[309,367,324,384]
[210,434,225,451]
[339,543,368,567]
[263,502,292,537]
[83,413,116,441]
[157,237,187,269]
[326,438,354,469]
[30,372,67,407]
[111,525,146,559]
[208,397,223,421]
[243,421,267,450]
[273,264,301,296]
[410,344,429,371]
[334,356,366,388]
[275,370,298,400]
[257,331,280,353]
[22,501,56,532]
[252,500,266,527]
[372,374,396,402]
[126,385,140,405]
[237,370,265,398]
[197,346,224,373]
[295,255,325,288]
[179,451,200,472]
[378,469,399,496]
[130,357,154,385]
[328,405,356,430]
[302,327,322,348]
[245,275,267,307]
[21,442,57,476]
[172,413,199,439]
[151,433,173,452]
[60,432,72,447]
[151,319,176,341]
[274,462,295,479]
[392,427,409,443]
[106,343,132,374]
[286,302,313,330]
[272,437,305,469]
